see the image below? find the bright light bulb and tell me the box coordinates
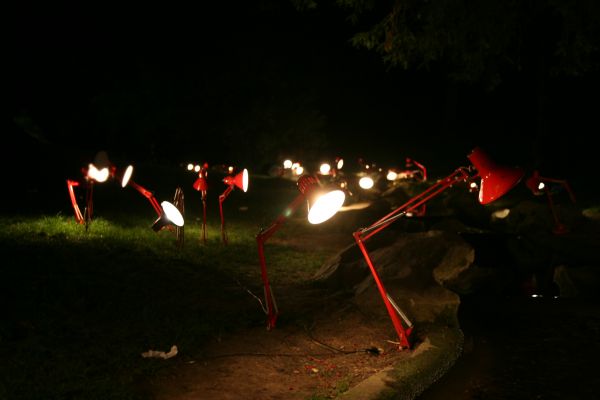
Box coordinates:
[283,159,293,169]
[161,201,184,227]
[319,163,331,175]
[470,182,478,189]
[87,163,109,183]
[386,171,398,181]
[187,163,194,171]
[194,165,201,172]
[291,162,300,170]
[242,169,249,192]
[121,165,133,187]
[308,190,345,224]
[359,177,374,189]
[336,159,344,170]
[538,182,545,190]
[294,166,304,175]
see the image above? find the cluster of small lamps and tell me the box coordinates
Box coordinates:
[66,147,574,350]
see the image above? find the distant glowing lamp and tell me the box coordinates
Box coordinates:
[336,157,344,170]
[194,164,201,173]
[525,170,576,234]
[386,170,398,181]
[319,163,331,175]
[219,168,249,244]
[353,147,523,349]
[283,159,293,169]
[294,166,304,176]
[359,176,374,190]
[257,175,345,329]
[187,163,194,171]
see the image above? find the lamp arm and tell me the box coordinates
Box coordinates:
[66,180,85,224]
[201,190,207,243]
[359,167,471,241]
[128,180,163,217]
[256,192,306,330]
[219,185,234,244]
[408,159,427,181]
[353,166,472,349]
[538,175,576,203]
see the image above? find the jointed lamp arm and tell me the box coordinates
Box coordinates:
[67,180,85,224]
[128,180,163,217]
[407,158,427,181]
[353,166,472,349]
[219,185,235,244]
[256,193,307,330]
[538,175,576,204]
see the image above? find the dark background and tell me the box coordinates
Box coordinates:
[6,1,599,213]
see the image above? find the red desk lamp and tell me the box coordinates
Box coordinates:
[219,168,249,244]
[353,147,524,349]
[525,170,576,234]
[256,175,346,329]
[122,166,184,231]
[404,158,427,181]
[66,163,110,226]
[193,163,209,243]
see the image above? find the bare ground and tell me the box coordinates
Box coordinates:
[146,230,415,400]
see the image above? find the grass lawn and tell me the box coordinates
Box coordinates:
[0,174,341,400]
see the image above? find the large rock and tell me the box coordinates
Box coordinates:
[313,230,477,326]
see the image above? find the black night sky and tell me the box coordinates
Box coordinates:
[7,1,600,202]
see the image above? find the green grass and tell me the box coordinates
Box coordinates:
[0,209,335,399]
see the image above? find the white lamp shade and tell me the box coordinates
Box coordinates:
[307,189,345,224]
[161,201,184,227]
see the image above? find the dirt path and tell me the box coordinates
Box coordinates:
[149,286,411,400]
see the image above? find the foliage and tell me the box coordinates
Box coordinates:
[296,0,600,89]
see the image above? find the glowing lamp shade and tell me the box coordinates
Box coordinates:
[319,163,331,175]
[161,201,184,227]
[223,169,249,192]
[359,176,374,189]
[387,170,398,181]
[467,147,524,205]
[336,158,344,170]
[87,164,109,183]
[151,201,184,232]
[256,174,345,330]
[307,189,345,224]
[121,165,133,187]
[283,159,293,169]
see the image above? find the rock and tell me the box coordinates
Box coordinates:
[313,230,477,326]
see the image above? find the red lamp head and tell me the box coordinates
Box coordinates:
[193,176,208,191]
[193,163,209,191]
[297,175,346,224]
[223,168,249,192]
[467,147,524,205]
